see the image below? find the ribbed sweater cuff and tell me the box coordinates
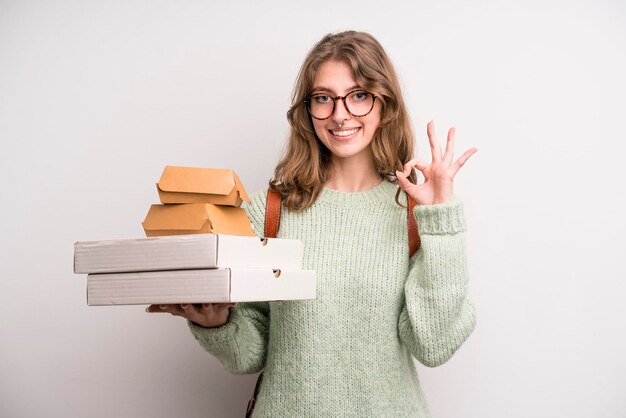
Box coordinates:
[187,314,238,345]
[413,198,466,235]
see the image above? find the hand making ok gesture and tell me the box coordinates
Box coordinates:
[396,120,477,205]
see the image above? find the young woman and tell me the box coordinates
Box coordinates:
[149,30,477,417]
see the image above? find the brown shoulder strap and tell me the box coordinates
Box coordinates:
[407,193,421,258]
[246,371,264,417]
[252,190,281,416]
[264,189,282,238]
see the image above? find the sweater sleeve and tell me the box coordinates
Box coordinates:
[398,198,476,367]
[187,190,271,374]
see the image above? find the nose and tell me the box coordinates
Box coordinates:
[331,97,351,124]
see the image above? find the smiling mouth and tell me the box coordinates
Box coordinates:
[329,127,360,137]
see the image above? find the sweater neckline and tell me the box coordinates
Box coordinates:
[316,180,398,206]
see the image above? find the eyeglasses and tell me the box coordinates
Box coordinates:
[304,90,377,120]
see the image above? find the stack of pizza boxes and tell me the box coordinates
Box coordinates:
[73,166,316,306]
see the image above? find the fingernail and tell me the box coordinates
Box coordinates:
[145,307,150,313]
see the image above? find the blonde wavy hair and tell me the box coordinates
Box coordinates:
[270,31,416,211]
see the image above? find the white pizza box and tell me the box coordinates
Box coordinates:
[74,234,303,274]
[86,268,316,305]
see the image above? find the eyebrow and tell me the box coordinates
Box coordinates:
[310,85,362,95]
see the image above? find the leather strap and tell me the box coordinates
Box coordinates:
[407,194,421,258]
[264,189,282,238]
[245,371,263,417]
[247,189,281,417]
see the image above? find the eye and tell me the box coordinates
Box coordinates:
[313,95,331,104]
[352,91,369,101]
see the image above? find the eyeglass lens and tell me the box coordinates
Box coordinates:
[308,91,374,119]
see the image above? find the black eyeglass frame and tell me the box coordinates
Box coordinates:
[304,90,378,120]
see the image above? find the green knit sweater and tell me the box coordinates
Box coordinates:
[189,180,475,417]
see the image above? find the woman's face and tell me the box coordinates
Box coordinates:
[310,60,381,164]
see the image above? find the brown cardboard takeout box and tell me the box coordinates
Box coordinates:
[157,166,250,207]
[142,203,255,237]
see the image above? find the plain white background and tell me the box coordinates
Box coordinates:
[1,1,624,417]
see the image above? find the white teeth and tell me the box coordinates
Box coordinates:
[331,128,359,137]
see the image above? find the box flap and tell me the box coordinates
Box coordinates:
[215,235,304,269]
[205,205,255,236]
[142,204,254,237]
[142,204,208,232]
[158,166,238,196]
[232,172,250,202]
[229,268,316,302]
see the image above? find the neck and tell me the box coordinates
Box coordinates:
[325,155,382,192]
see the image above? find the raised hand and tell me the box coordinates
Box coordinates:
[396,120,477,205]
[146,303,236,328]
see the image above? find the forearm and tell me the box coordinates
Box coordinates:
[189,302,269,374]
[399,199,476,367]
